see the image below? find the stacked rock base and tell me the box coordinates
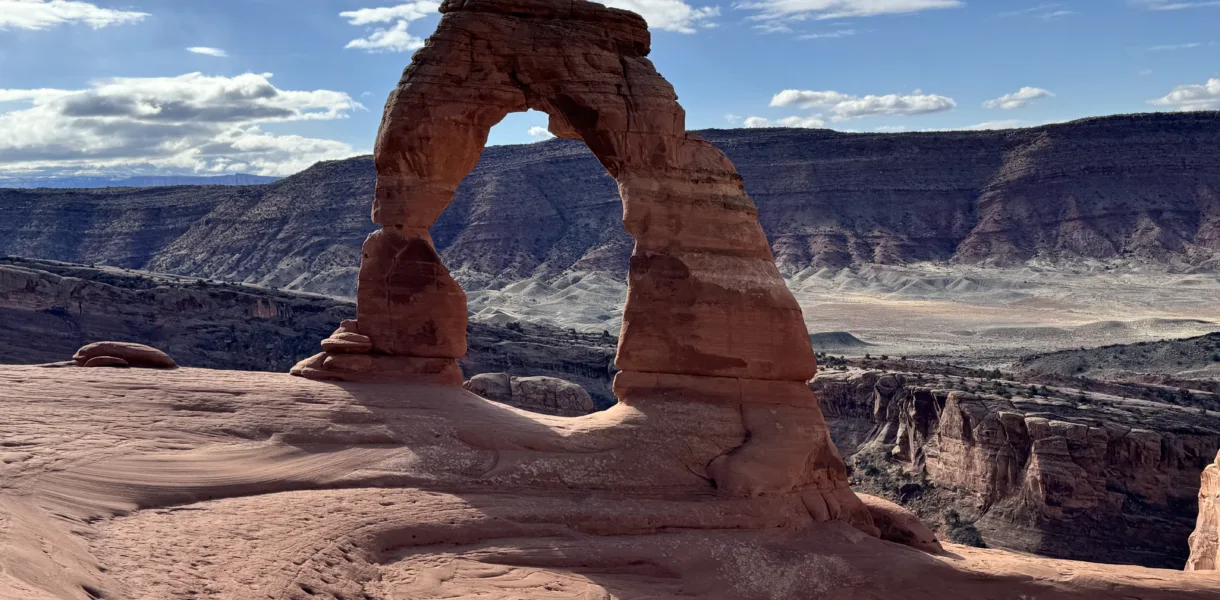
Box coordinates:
[290,319,464,386]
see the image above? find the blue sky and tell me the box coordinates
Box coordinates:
[0,0,1218,178]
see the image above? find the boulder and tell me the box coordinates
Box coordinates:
[464,373,595,417]
[74,342,176,369]
[858,494,943,554]
[83,356,129,368]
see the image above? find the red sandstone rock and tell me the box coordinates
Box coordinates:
[74,342,176,369]
[320,332,373,354]
[858,493,944,554]
[83,356,129,368]
[289,0,862,529]
[1188,450,1220,571]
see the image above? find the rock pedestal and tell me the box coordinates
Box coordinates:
[291,0,871,533]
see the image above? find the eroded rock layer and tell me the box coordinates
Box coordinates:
[1190,450,1220,571]
[814,369,1220,568]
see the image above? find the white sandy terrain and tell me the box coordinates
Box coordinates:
[467,263,1220,364]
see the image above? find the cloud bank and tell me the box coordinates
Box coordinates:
[0,73,362,177]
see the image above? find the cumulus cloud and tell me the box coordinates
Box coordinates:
[187,46,227,57]
[599,0,720,33]
[527,126,554,140]
[741,115,825,128]
[341,1,437,53]
[0,72,362,177]
[1134,0,1220,10]
[983,87,1054,110]
[0,0,147,30]
[739,0,961,22]
[1149,77,1220,111]
[770,88,956,120]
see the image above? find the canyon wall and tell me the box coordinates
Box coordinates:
[813,369,1220,568]
[2,113,1218,297]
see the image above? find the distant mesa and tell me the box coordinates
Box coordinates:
[810,331,873,349]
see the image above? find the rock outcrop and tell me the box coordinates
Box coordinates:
[290,0,870,530]
[814,369,1220,568]
[1189,450,1220,571]
[74,341,176,369]
[463,372,595,416]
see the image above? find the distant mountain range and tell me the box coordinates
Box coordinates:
[0,173,280,189]
[1,112,1217,299]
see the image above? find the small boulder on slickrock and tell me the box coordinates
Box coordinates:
[858,494,943,554]
[83,356,130,368]
[74,342,176,369]
[464,373,596,417]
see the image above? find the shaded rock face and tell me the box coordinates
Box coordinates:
[0,258,618,399]
[1189,450,1220,571]
[291,0,867,528]
[813,369,1220,568]
[463,372,595,416]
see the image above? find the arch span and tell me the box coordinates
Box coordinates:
[292,0,868,520]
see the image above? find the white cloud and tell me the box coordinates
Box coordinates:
[741,115,825,128]
[340,3,436,25]
[0,0,147,30]
[724,113,743,124]
[527,126,554,140]
[739,0,961,21]
[1134,1,1220,10]
[997,4,1074,19]
[798,28,857,39]
[341,1,438,53]
[0,72,362,177]
[769,88,956,120]
[1146,42,1214,51]
[600,0,720,33]
[962,120,1027,130]
[983,87,1054,110]
[874,125,907,132]
[1149,77,1220,111]
[187,46,227,57]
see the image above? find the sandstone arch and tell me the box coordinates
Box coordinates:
[292,0,869,524]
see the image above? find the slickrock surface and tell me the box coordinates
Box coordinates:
[813,368,1220,568]
[1190,450,1220,570]
[464,372,596,416]
[3,365,1219,599]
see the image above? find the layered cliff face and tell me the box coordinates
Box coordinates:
[1190,450,1220,570]
[1,113,1217,298]
[814,369,1220,568]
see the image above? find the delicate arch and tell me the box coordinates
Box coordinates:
[292,0,866,520]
